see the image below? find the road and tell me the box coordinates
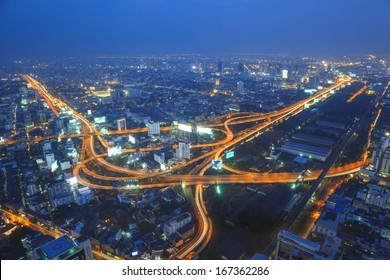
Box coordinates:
[20,74,353,260]
[0,209,116,260]
[263,81,390,258]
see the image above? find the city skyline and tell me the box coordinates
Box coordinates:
[1,0,390,263]
[1,0,390,61]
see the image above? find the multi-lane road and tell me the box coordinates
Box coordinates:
[0,209,117,260]
[17,74,368,260]
[263,81,390,257]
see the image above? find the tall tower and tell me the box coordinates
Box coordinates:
[117,118,126,130]
[146,121,160,137]
[217,61,223,74]
[237,81,245,95]
[176,140,191,159]
[372,136,390,174]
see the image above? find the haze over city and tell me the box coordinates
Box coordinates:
[0,0,390,263]
[1,0,390,61]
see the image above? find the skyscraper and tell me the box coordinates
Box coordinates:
[282,69,289,79]
[372,136,390,174]
[238,62,245,73]
[176,140,191,159]
[217,60,223,74]
[146,121,160,137]
[117,118,126,130]
[237,81,245,95]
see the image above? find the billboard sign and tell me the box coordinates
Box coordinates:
[178,123,192,133]
[226,151,235,159]
[94,116,106,124]
[197,126,212,134]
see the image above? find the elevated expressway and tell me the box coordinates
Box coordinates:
[21,74,357,259]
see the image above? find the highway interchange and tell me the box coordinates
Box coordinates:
[13,74,378,259]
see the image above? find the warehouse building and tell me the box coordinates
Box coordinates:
[281,141,331,162]
[292,133,336,147]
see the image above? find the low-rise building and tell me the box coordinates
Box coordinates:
[163,212,192,237]
[33,236,93,260]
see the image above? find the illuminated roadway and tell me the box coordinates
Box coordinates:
[20,74,358,259]
[0,209,117,260]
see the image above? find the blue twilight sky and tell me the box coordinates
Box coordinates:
[0,0,389,61]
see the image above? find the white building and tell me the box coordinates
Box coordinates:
[59,108,73,119]
[44,153,56,170]
[59,159,71,171]
[176,141,191,160]
[67,118,82,134]
[146,121,160,137]
[75,187,92,205]
[282,69,289,79]
[372,136,390,174]
[163,212,192,237]
[117,118,126,130]
[360,137,390,183]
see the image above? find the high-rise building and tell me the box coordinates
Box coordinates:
[111,90,123,102]
[117,118,126,130]
[75,187,93,205]
[129,88,143,98]
[146,121,160,137]
[67,118,82,134]
[237,81,245,95]
[47,182,74,209]
[360,136,390,182]
[381,149,390,174]
[44,153,56,170]
[268,63,280,77]
[282,69,289,79]
[176,140,191,159]
[372,137,390,174]
[55,118,64,131]
[308,75,319,88]
[217,60,223,73]
[33,236,93,260]
[42,140,52,154]
[154,151,165,165]
[38,110,46,123]
[59,108,73,119]
[238,62,245,73]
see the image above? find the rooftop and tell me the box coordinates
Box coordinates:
[40,236,75,259]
